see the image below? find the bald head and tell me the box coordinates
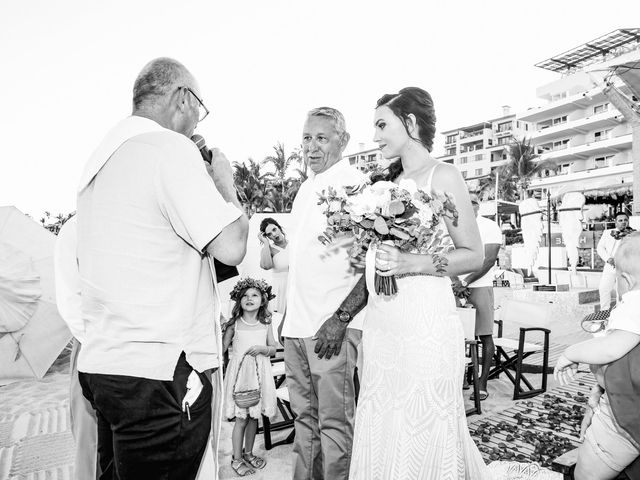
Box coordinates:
[131,57,202,137]
[615,232,640,277]
[132,57,196,111]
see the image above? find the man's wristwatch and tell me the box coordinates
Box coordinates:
[460,279,468,287]
[336,309,352,323]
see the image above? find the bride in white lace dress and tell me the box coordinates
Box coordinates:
[349,88,559,480]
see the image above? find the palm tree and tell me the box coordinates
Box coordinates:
[261,143,301,197]
[502,137,558,200]
[233,158,269,216]
[476,167,519,203]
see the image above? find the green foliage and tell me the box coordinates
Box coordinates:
[39,211,74,235]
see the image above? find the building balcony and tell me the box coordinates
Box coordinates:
[530,109,624,143]
[518,88,608,123]
[529,162,633,196]
[537,133,632,162]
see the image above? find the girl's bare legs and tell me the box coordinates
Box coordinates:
[232,416,248,460]
[244,418,258,453]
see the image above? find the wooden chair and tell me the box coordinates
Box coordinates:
[487,299,552,400]
[457,307,482,416]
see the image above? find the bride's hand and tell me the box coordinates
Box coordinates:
[375,244,410,276]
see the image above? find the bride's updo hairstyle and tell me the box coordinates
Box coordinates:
[375,87,436,182]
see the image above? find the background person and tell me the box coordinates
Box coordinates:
[75,57,248,479]
[258,217,289,314]
[453,193,503,401]
[54,215,99,480]
[597,212,634,311]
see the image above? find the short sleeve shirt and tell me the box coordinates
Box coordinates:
[464,216,503,288]
[606,290,640,336]
[76,129,242,380]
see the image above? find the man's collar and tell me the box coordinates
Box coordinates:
[309,158,350,182]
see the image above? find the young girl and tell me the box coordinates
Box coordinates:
[223,278,278,477]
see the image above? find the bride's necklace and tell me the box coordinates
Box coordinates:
[240,316,260,327]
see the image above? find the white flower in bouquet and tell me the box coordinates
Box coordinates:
[347,188,377,216]
[397,178,418,195]
[328,200,343,213]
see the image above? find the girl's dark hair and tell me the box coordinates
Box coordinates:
[375,87,436,182]
[229,286,272,326]
[259,217,284,234]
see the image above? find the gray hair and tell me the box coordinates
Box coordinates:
[307,106,347,137]
[132,57,194,110]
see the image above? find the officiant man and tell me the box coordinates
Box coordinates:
[75,57,248,479]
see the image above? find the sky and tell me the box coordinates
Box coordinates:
[1,0,639,218]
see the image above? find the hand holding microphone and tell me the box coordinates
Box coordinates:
[191,134,234,190]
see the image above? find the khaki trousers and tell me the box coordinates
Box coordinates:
[69,340,100,480]
[284,328,361,480]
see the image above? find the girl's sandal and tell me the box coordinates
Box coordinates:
[242,451,267,469]
[231,459,254,476]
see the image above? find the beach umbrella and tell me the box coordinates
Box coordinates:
[0,206,71,385]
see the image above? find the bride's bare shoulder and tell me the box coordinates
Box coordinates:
[431,162,465,190]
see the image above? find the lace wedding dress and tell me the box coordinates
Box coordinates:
[349,166,561,480]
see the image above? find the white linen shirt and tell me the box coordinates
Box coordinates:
[76,122,242,380]
[464,215,503,288]
[597,229,622,263]
[282,160,367,338]
[54,217,83,343]
[606,290,640,336]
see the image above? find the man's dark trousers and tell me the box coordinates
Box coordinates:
[79,352,212,480]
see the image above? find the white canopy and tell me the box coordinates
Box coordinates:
[0,206,71,385]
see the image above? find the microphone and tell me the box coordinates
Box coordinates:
[191,134,240,282]
[191,134,212,164]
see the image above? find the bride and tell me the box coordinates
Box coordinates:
[349,87,558,480]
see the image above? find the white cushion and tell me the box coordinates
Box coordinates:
[276,386,289,402]
[271,361,286,377]
[494,337,543,353]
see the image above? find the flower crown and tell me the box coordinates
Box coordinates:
[230,277,276,302]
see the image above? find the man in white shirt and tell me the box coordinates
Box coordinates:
[282,107,367,480]
[454,194,503,400]
[597,212,633,310]
[76,58,248,479]
[54,216,100,480]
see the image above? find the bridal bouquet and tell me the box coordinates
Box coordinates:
[318,179,458,296]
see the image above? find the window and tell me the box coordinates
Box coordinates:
[497,136,510,145]
[475,168,482,176]
[551,92,567,101]
[502,153,507,160]
[552,139,569,150]
[367,154,377,162]
[461,171,467,179]
[445,134,457,144]
[497,121,512,133]
[475,154,483,162]
[594,155,613,168]
[594,103,609,114]
[459,157,468,164]
[552,115,567,125]
[446,148,456,156]
[594,129,612,142]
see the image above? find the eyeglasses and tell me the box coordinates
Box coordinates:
[182,86,209,122]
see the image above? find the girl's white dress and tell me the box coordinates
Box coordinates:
[223,321,276,420]
[349,166,559,480]
[269,244,289,314]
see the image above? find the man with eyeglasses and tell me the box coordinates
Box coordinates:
[74,57,248,479]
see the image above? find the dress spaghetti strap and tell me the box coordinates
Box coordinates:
[425,162,439,193]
